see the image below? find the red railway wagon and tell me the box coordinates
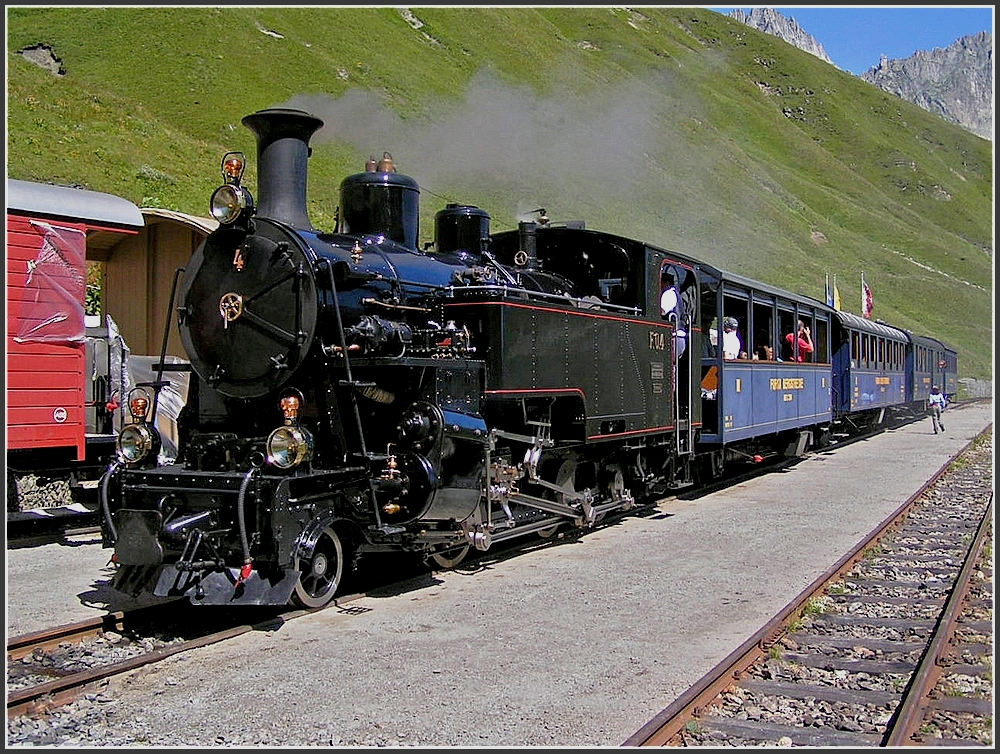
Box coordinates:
[6,178,144,513]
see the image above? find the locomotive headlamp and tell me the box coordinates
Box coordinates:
[117,423,160,465]
[210,184,254,225]
[267,426,313,469]
[221,152,246,184]
[211,152,254,224]
[118,387,161,464]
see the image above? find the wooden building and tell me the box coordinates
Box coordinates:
[101,207,217,359]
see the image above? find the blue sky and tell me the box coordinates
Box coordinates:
[712,6,994,75]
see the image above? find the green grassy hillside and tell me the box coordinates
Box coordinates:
[6,7,993,379]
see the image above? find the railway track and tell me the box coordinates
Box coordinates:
[5,596,368,720]
[5,549,434,722]
[625,425,993,747]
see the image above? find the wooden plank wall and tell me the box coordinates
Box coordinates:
[6,214,87,458]
[104,220,199,358]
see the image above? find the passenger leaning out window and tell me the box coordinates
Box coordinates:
[784,320,813,362]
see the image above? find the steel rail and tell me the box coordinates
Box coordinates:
[5,594,367,720]
[623,423,993,747]
[884,492,995,746]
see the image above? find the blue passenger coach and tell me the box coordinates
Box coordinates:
[697,269,833,456]
[906,333,958,405]
[831,311,908,423]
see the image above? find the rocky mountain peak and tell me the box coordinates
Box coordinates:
[731,8,992,141]
[861,32,993,140]
[730,7,834,66]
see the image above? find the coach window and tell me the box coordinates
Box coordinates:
[877,337,885,367]
[813,317,829,363]
[799,309,816,364]
[751,299,774,360]
[850,331,859,367]
[777,308,796,361]
[723,294,749,359]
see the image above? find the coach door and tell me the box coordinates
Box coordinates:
[654,255,698,456]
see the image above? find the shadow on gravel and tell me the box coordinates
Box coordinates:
[78,574,173,614]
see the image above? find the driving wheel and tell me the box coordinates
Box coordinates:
[292,526,344,608]
[429,543,471,569]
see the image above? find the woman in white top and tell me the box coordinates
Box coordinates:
[722,317,743,360]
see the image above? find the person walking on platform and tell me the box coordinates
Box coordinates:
[927,385,947,434]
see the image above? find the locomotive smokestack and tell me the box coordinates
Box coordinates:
[241,108,324,229]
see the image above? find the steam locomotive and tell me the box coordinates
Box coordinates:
[100,107,957,607]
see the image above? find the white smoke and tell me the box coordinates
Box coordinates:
[279,68,781,274]
[282,68,710,233]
